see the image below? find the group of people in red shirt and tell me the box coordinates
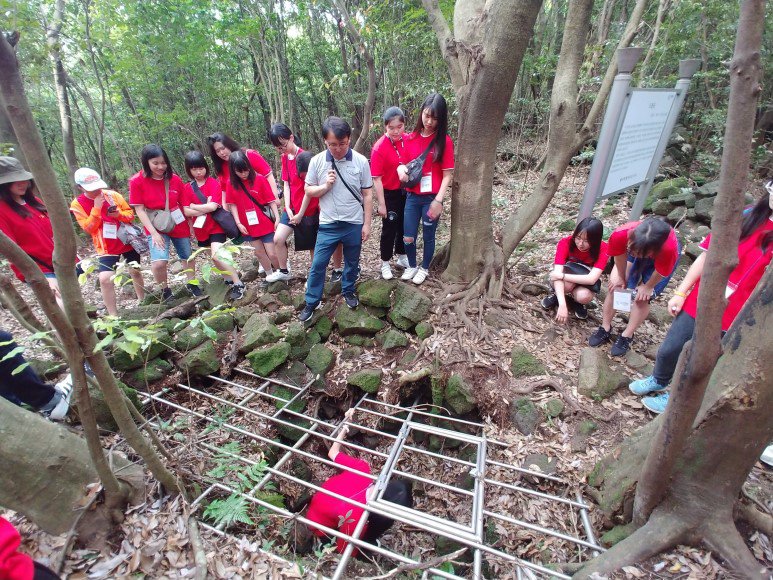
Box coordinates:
[542,189,772,414]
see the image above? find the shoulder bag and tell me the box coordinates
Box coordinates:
[330,158,364,207]
[403,137,436,189]
[146,179,176,233]
[238,181,276,223]
[191,181,241,241]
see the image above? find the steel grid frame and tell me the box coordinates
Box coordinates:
[139,368,603,579]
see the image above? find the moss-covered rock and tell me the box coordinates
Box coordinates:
[304,344,335,377]
[445,374,475,415]
[266,281,290,295]
[87,380,141,431]
[314,316,333,341]
[173,326,208,352]
[202,311,235,332]
[289,330,321,360]
[510,347,545,378]
[340,346,363,360]
[122,357,173,389]
[376,328,409,350]
[510,397,544,435]
[284,322,307,346]
[271,385,307,413]
[272,308,294,325]
[335,305,385,336]
[246,342,291,376]
[577,347,627,400]
[27,358,68,380]
[180,340,220,378]
[240,314,283,355]
[414,322,434,340]
[233,306,256,327]
[275,361,312,386]
[358,279,396,308]
[202,279,230,307]
[347,369,382,394]
[650,177,688,199]
[389,284,431,330]
[343,334,375,347]
[543,399,565,418]
[112,329,171,371]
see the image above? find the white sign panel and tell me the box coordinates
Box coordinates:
[601,89,678,198]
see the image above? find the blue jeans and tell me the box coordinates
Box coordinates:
[403,193,439,269]
[0,330,55,409]
[305,221,362,305]
[148,234,192,262]
[653,311,695,386]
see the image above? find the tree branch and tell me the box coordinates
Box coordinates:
[420,0,464,91]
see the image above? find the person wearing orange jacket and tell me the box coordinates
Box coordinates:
[70,167,145,315]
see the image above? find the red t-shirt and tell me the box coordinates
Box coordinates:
[281,148,319,215]
[0,518,33,580]
[0,198,55,281]
[181,177,225,242]
[554,236,609,269]
[216,149,273,194]
[607,221,679,276]
[225,175,276,238]
[370,134,406,191]
[682,221,773,330]
[404,132,455,195]
[75,193,134,255]
[128,172,190,238]
[306,453,371,554]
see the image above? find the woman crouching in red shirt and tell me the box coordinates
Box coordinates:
[225,151,280,286]
[0,156,64,308]
[541,217,608,323]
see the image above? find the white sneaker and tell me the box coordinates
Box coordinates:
[48,373,74,421]
[258,263,266,275]
[395,254,409,269]
[381,262,394,280]
[401,267,418,281]
[266,270,292,282]
[412,268,429,285]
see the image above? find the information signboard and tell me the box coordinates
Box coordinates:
[600,89,679,198]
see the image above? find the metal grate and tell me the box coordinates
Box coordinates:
[139,367,603,579]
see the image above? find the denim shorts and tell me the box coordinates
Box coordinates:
[43,272,57,279]
[148,234,193,262]
[98,250,142,273]
[626,253,680,299]
[243,232,275,244]
[197,233,227,248]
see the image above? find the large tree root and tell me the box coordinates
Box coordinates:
[702,516,771,578]
[573,511,689,579]
[735,502,773,536]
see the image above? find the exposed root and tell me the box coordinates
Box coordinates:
[151,295,208,323]
[735,502,773,536]
[398,367,432,385]
[187,515,208,580]
[573,512,689,578]
[702,516,770,578]
[361,547,467,580]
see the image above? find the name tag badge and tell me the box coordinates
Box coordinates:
[102,223,118,239]
[193,215,207,229]
[171,208,186,224]
[725,282,738,299]
[420,174,432,193]
[246,210,259,226]
[613,290,633,312]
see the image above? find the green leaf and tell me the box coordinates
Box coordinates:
[11,362,30,376]
[0,346,25,362]
[202,494,254,528]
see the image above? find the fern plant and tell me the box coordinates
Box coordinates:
[203,494,254,527]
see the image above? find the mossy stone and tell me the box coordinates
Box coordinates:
[543,399,565,418]
[122,357,173,389]
[271,385,307,413]
[335,305,385,336]
[174,326,208,352]
[285,322,307,346]
[341,346,363,360]
[180,340,220,378]
[415,322,434,340]
[376,328,409,350]
[577,347,627,400]
[510,397,544,435]
[289,330,321,360]
[313,316,333,341]
[87,380,141,431]
[389,284,431,330]
[347,369,382,394]
[343,334,374,347]
[510,347,545,378]
[233,306,256,327]
[240,313,283,355]
[358,278,396,308]
[202,311,235,332]
[445,374,475,415]
[272,308,294,325]
[304,344,335,377]
[246,342,291,376]
[112,330,171,372]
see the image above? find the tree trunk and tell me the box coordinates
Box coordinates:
[421,0,543,284]
[0,102,26,165]
[44,0,78,194]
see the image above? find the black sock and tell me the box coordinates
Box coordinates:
[280,268,289,274]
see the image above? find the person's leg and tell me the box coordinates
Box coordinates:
[621,300,650,338]
[305,224,341,305]
[0,330,57,408]
[170,236,196,284]
[419,197,439,270]
[402,193,421,269]
[44,276,64,310]
[250,240,274,273]
[123,250,146,302]
[653,311,697,386]
[99,271,118,316]
[210,241,240,283]
[380,189,399,262]
[572,287,594,304]
[332,244,343,270]
[340,222,364,296]
[148,234,171,287]
[361,480,413,544]
[274,223,293,270]
[393,189,406,258]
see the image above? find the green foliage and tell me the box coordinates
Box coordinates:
[202,493,254,527]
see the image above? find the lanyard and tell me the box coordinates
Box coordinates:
[388,137,404,162]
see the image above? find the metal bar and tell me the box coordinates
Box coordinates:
[401,443,476,467]
[407,421,483,445]
[486,459,569,484]
[577,491,602,557]
[233,366,311,391]
[483,509,605,552]
[484,478,589,509]
[390,468,475,497]
[472,436,487,579]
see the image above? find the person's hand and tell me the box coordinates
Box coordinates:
[206,201,219,212]
[93,193,105,210]
[668,294,685,316]
[397,165,409,183]
[634,284,653,303]
[608,270,624,292]
[377,201,387,218]
[325,169,337,190]
[151,231,165,249]
[549,271,563,282]
[361,221,371,242]
[344,408,355,421]
[286,208,295,221]
[237,223,248,236]
[555,304,569,324]
[106,205,120,217]
[289,213,302,226]
[427,199,443,221]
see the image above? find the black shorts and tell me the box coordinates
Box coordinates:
[98,250,141,273]
[198,233,227,248]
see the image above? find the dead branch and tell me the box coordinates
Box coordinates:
[187,516,208,580]
[398,367,432,385]
[361,547,467,580]
[151,295,208,323]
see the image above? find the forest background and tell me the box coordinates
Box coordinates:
[1,0,771,199]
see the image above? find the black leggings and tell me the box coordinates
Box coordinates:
[361,479,413,544]
[0,330,56,409]
[379,188,406,261]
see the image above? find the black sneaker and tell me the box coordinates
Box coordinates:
[161,287,173,303]
[588,326,611,347]
[228,283,246,301]
[299,301,322,322]
[330,269,343,283]
[540,294,558,309]
[573,302,588,320]
[258,279,269,290]
[343,292,359,309]
[356,266,362,281]
[611,335,633,356]
[186,283,203,297]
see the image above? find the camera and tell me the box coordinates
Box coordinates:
[387,210,397,222]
